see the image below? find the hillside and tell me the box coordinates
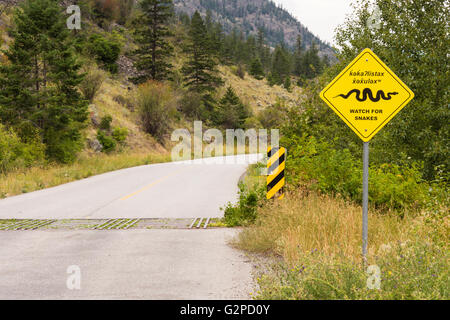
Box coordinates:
[0,0,302,170]
[218,66,301,112]
[174,0,335,58]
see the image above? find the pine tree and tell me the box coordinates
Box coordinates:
[0,0,88,163]
[257,28,270,71]
[132,0,174,83]
[283,76,292,92]
[182,11,223,95]
[303,41,322,79]
[294,35,304,77]
[208,21,224,59]
[216,87,249,129]
[271,45,291,85]
[249,58,265,80]
[257,28,265,55]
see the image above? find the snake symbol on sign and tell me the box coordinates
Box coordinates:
[334,88,399,102]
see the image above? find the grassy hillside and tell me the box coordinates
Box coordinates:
[218,65,302,112]
[0,1,299,197]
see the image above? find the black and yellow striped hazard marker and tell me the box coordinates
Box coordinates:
[267,146,286,200]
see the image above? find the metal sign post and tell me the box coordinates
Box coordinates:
[362,142,369,265]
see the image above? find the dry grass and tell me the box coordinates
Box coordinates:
[0,142,257,198]
[235,189,416,265]
[89,77,167,153]
[218,66,303,113]
[0,151,171,198]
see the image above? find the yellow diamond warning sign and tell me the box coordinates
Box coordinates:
[320,48,414,142]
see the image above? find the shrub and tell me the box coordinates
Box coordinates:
[296,76,307,87]
[283,76,292,92]
[97,130,116,153]
[257,100,288,129]
[99,115,113,131]
[112,127,128,143]
[79,67,105,102]
[282,134,430,213]
[249,58,265,80]
[235,64,245,79]
[244,117,263,130]
[267,72,280,86]
[44,128,84,164]
[113,94,134,111]
[223,182,266,227]
[0,124,44,173]
[88,33,121,73]
[179,91,207,120]
[137,81,177,142]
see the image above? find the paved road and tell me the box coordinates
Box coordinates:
[0,154,261,299]
[0,229,254,299]
[0,154,261,219]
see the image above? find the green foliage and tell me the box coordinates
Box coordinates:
[99,115,113,131]
[136,81,177,141]
[215,87,251,129]
[79,66,105,102]
[131,0,174,83]
[271,45,291,85]
[87,33,121,73]
[84,0,134,27]
[300,41,323,79]
[176,11,326,88]
[112,127,128,143]
[182,11,223,95]
[257,100,288,129]
[89,0,120,26]
[283,76,292,92]
[282,135,430,212]
[266,72,278,87]
[223,182,266,227]
[256,241,449,300]
[97,130,116,153]
[249,58,265,80]
[96,116,128,153]
[117,0,135,25]
[334,0,449,180]
[243,117,263,130]
[0,124,44,173]
[370,163,428,211]
[44,128,84,163]
[179,91,207,120]
[0,0,88,164]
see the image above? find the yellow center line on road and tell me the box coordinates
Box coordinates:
[120,168,188,201]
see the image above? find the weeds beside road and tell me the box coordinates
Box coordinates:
[224,162,449,300]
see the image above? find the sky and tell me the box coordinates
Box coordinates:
[273,0,355,46]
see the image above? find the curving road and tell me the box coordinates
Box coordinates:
[0,154,262,219]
